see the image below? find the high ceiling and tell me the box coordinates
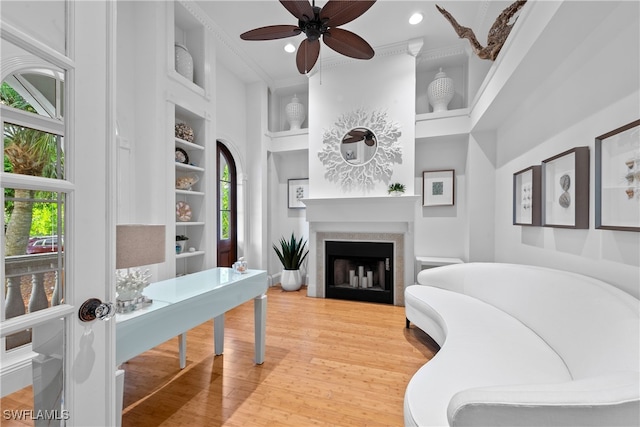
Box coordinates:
[196,0,514,87]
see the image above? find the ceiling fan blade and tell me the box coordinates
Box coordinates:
[320,0,376,27]
[280,0,315,21]
[342,136,362,144]
[323,28,374,60]
[240,25,301,41]
[296,39,320,74]
[348,130,366,137]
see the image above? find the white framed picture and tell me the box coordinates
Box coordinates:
[288,178,308,209]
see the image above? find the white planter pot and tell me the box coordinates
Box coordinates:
[281,269,302,291]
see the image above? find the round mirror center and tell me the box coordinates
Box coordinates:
[340,127,377,165]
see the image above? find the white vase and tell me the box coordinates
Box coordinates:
[281,269,302,291]
[427,68,454,113]
[285,94,306,130]
[175,43,194,82]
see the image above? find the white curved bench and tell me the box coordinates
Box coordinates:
[404,262,640,427]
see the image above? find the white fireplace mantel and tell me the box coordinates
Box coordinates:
[302,195,420,223]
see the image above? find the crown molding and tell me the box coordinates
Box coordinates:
[416,42,468,66]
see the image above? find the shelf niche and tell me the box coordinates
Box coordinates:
[268,84,309,133]
[173,1,206,91]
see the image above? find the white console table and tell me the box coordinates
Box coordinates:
[116,268,268,367]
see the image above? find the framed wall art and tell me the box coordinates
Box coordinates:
[595,119,640,231]
[542,146,589,229]
[423,170,455,206]
[513,165,541,226]
[288,178,308,209]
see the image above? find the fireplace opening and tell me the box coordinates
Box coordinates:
[325,240,394,304]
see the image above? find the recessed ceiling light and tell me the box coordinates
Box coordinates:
[284,43,296,53]
[409,12,423,25]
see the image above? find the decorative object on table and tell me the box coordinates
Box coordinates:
[595,119,640,231]
[175,122,194,142]
[513,165,541,226]
[176,173,199,191]
[387,182,406,196]
[288,178,309,209]
[174,43,194,81]
[176,235,189,254]
[176,201,192,222]
[285,94,306,130]
[232,257,248,274]
[427,68,454,113]
[423,170,455,206]
[175,147,189,164]
[116,224,166,313]
[239,1,375,74]
[542,146,589,229]
[273,232,309,292]
[318,108,402,192]
[436,0,527,61]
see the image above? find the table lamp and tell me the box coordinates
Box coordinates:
[115,224,165,312]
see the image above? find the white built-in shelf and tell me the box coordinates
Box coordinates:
[168,70,206,98]
[175,137,204,151]
[176,163,204,173]
[175,222,205,227]
[176,250,205,260]
[175,189,204,197]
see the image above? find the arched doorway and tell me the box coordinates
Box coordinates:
[216,141,237,267]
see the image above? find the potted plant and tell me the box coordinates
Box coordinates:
[388,182,406,196]
[273,232,309,291]
[176,235,189,254]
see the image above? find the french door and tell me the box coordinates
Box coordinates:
[1,2,116,425]
[216,141,237,267]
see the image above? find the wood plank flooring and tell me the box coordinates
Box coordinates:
[1,286,439,426]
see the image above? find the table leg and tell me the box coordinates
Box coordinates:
[179,333,187,369]
[254,293,267,364]
[214,314,224,355]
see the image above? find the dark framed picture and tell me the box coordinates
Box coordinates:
[595,119,640,231]
[288,178,308,209]
[542,146,589,229]
[513,165,541,226]
[423,170,455,206]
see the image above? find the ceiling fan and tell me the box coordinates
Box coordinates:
[342,128,376,146]
[240,0,376,74]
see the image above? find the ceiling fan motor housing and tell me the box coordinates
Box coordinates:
[299,6,326,41]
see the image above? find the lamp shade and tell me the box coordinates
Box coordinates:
[116,224,166,269]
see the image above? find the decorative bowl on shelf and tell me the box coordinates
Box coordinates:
[176,201,192,222]
[175,122,194,142]
[176,174,199,191]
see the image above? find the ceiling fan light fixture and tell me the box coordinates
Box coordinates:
[284,43,296,53]
[409,12,424,25]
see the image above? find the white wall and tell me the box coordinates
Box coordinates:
[308,51,416,198]
[414,135,468,259]
[494,93,640,298]
[267,150,309,280]
[492,1,640,297]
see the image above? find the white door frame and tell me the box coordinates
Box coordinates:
[0,1,117,425]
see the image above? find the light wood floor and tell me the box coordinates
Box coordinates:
[1,286,439,426]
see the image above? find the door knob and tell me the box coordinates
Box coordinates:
[79,298,115,322]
